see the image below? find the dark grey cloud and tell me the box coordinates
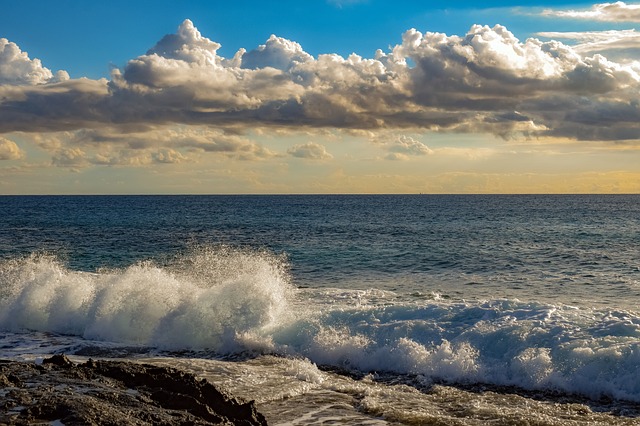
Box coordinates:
[0,79,109,133]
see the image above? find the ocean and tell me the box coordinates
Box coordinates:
[1,194,639,425]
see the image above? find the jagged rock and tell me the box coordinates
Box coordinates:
[42,354,74,367]
[0,355,267,425]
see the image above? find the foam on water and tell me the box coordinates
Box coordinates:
[1,249,640,403]
[279,296,640,402]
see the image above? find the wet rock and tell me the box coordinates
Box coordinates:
[0,355,267,425]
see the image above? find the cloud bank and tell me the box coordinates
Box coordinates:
[1,17,640,146]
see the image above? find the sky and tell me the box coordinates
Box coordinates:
[1,0,640,194]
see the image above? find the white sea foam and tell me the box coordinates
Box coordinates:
[274,295,640,402]
[1,251,640,402]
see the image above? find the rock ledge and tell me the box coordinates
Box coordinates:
[0,354,267,425]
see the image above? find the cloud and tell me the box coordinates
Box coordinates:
[385,135,433,158]
[542,2,640,22]
[536,29,640,62]
[146,19,223,65]
[51,147,88,168]
[1,19,640,144]
[398,25,580,98]
[0,78,110,133]
[0,137,24,160]
[287,142,333,159]
[50,146,186,168]
[91,149,187,167]
[0,38,68,85]
[151,148,188,164]
[28,125,278,168]
[394,24,640,139]
[241,35,313,71]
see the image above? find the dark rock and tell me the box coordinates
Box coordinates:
[0,355,268,426]
[42,353,74,367]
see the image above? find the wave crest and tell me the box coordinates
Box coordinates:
[0,247,293,351]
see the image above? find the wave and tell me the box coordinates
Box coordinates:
[0,248,292,352]
[279,295,640,402]
[1,249,639,402]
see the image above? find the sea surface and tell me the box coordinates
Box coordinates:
[1,194,639,424]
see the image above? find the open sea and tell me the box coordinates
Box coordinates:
[1,194,639,425]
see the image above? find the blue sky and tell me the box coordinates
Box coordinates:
[1,0,612,78]
[1,1,640,194]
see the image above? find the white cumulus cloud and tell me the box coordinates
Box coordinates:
[112,19,304,116]
[241,34,313,71]
[146,19,223,65]
[0,38,68,85]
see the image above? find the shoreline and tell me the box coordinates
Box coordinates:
[2,354,640,425]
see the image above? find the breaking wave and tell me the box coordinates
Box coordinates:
[0,247,292,352]
[1,248,640,402]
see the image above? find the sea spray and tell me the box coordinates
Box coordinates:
[0,247,294,352]
[0,254,95,335]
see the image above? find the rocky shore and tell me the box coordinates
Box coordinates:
[0,355,267,425]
